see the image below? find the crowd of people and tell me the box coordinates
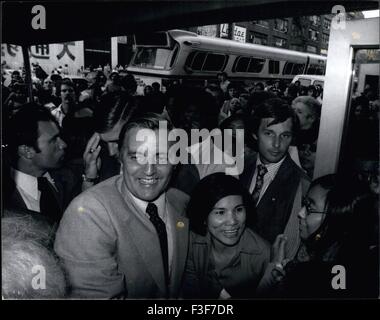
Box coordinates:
[1,65,379,299]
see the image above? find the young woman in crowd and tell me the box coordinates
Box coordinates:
[182,172,279,299]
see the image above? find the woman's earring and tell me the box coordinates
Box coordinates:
[315,233,322,241]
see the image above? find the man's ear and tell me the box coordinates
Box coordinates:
[18,145,36,160]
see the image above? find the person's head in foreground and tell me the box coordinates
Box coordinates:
[187,172,252,248]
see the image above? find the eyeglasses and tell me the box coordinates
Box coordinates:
[302,197,326,216]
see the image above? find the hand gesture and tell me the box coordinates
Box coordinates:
[270,234,288,282]
[83,133,101,179]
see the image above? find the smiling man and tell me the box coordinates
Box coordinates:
[240,98,310,258]
[54,113,189,299]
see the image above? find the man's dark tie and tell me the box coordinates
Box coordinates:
[37,177,62,223]
[252,164,268,206]
[146,202,169,291]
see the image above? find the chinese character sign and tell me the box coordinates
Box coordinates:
[1,41,84,75]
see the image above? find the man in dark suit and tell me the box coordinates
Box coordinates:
[240,98,310,259]
[3,103,80,225]
[54,113,189,299]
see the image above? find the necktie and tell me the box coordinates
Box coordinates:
[252,164,268,205]
[146,202,169,290]
[37,177,62,223]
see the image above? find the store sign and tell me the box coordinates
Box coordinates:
[197,25,217,37]
[220,23,229,37]
[234,25,246,42]
[1,41,84,75]
[220,24,246,42]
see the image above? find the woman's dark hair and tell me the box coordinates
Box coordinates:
[304,174,372,261]
[186,172,253,236]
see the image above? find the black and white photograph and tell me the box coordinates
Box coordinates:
[1,0,379,309]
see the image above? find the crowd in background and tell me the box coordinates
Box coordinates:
[1,63,379,299]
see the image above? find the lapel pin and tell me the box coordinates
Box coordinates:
[176,221,185,228]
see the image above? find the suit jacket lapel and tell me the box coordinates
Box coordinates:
[50,171,65,212]
[239,153,257,190]
[118,182,167,295]
[257,154,293,206]
[9,187,29,210]
[166,199,189,297]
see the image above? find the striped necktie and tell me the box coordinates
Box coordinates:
[252,164,268,205]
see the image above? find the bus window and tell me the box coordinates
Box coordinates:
[292,63,305,75]
[132,47,172,69]
[315,65,325,75]
[191,52,207,70]
[283,62,294,75]
[203,53,227,71]
[314,80,324,88]
[269,60,279,74]
[297,78,311,86]
[234,57,250,72]
[169,44,179,68]
[248,58,265,73]
[134,32,170,47]
[307,64,318,74]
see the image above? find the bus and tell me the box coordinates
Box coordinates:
[126,29,327,93]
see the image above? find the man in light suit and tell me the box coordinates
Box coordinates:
[54,113,189,299]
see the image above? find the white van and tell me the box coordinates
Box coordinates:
[291,74,325,88]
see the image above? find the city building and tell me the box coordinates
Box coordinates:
[189,12,365,56]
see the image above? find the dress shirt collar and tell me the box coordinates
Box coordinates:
[256,154,286,181]
[11,168,54,200]
[128,190,167,220]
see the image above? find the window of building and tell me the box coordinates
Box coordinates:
[274,19,289,33]
[308,29,319,41]
[322,33,329,44]
[269,60,280,74]
[252,32,268,45]
[306,45,318,53]
[290,44,304,52]
[252,20,270,28]
[292,24,302,37]
[323,19,331,30]
[274,37,287,48]
[309,15,321,26]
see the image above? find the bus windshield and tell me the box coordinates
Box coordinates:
[131,47,172,69]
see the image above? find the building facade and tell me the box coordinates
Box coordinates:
[189,13,364,56]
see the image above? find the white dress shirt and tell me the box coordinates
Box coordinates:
[11,168,57,212]
[51,104,66,127]
[249,156,286,204]
[128,191,174,277]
